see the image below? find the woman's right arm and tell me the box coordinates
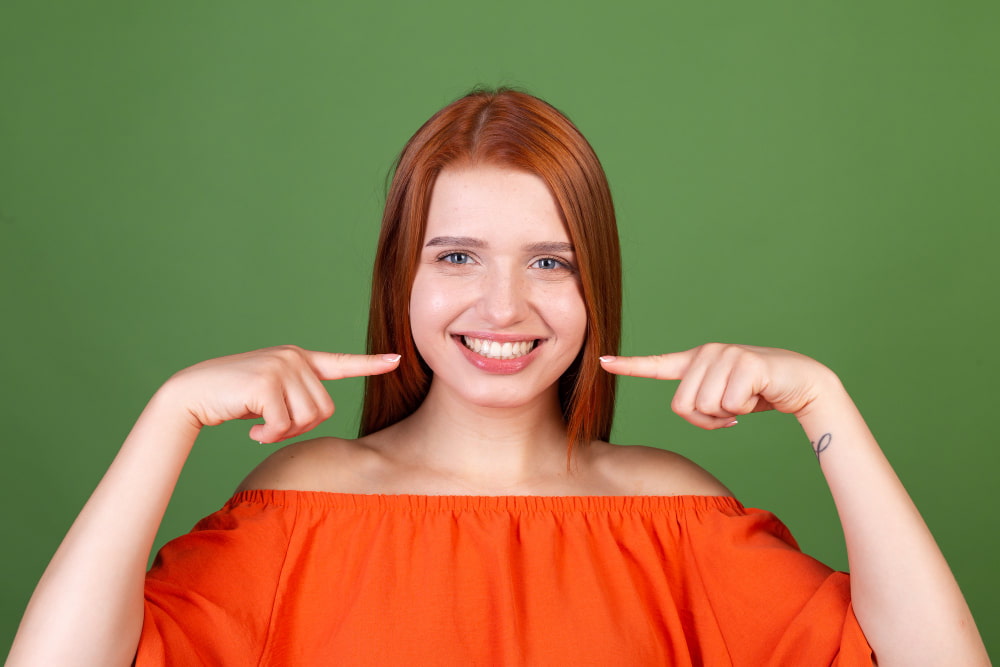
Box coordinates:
[7,346,400,666]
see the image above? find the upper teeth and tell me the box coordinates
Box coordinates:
[462,336,536,360]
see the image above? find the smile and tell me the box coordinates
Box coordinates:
[461,336,539,360]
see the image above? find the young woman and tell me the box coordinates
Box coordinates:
[9,89,988,665]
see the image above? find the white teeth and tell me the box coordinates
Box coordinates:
[462,336,537,360]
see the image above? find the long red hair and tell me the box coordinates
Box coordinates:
[360,88,621,455]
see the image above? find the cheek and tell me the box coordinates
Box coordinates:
[548,285,588,345]
[409,273,457,342]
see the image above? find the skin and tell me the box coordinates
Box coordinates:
[8,165,988,665]
[239,166,727,498]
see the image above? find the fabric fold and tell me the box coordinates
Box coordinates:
[138,490,873,666]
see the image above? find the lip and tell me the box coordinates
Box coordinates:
[453,331,544,343]
[452,334,544,375]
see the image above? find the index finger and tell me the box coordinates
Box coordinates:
[599,350,695,380]
[306,351,402,381]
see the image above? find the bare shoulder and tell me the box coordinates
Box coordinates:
[587,441,734,497]
[235,436,381,493]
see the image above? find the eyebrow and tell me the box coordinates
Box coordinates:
[425,236,485,249]
[425,236,574,253]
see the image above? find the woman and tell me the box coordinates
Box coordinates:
[9,89,988,665]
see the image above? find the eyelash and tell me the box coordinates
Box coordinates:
[532,257,573,271]
[439,252,474,265]
[436,252,574,272]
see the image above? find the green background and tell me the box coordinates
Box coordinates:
[2,1,997,658]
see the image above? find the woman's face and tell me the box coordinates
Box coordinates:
[409,165,587,410]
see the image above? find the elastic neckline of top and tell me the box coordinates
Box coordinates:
[226,489,746,513]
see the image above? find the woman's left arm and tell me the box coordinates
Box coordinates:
[601,345,989,666]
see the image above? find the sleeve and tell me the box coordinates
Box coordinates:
[682,504,874,667]
[135,497,296,666]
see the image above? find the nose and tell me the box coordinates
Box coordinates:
[477,266,530,328]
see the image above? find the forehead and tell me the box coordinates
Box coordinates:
[425,165,569,241]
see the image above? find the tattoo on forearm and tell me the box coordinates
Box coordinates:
[812,432,832,459]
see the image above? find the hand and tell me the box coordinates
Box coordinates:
[600,343,839,430]
[160,345,401,443]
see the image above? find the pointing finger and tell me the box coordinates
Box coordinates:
[306,351,402,381]
[599,350,696,380]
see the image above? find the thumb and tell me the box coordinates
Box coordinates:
[599,350,695,380]
[306,351,402,381]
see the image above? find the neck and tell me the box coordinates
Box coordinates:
[385,380,575,489]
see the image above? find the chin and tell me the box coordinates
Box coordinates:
[445,377,558,411]
[464,389,545,411]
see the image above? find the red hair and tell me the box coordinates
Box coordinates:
[360,88,621,456]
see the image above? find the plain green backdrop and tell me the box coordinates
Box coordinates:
[2,0,998,659]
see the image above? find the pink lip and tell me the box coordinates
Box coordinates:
[452,334,544,375]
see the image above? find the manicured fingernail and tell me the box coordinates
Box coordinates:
[258,440,264,445]
[599,355,616,363]
[382,354,401,363]
[724,420,739,428]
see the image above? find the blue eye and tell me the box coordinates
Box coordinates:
[533,257,569,270]
[442,252,473,265]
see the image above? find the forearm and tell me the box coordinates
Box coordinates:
[8,387,201,666]
[797,376,988,666]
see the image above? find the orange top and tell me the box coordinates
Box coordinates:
[138,490,872,666]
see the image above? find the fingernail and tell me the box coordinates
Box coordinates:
[382,354,401,363]
[258,440,265,445]
[724,420,739,428]
[599,355,616,363]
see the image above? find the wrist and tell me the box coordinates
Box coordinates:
[793,365,848,421]
[143,377,205,440]
[793,370,870,457]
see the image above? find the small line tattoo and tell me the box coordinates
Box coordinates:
[812,432,832,459]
